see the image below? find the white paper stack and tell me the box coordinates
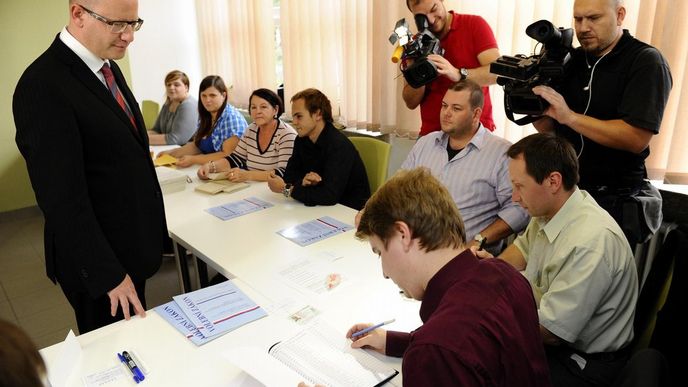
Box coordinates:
[155,166,188,194]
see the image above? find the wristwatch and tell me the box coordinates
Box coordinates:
[474,233,486,249]
[283,183,293,198]
[459,67,469,81]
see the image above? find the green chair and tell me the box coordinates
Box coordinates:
[348,136,391,194]
[141,100,160,130]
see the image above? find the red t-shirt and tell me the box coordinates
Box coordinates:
[419,12,498,136]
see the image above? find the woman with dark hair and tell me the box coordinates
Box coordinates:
[159,75,247,167]
[147,70,199,145]
[197,88,296,182]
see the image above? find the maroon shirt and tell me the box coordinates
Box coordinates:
[386,250,551,386]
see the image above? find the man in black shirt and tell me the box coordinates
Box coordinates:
[532,0,672,247]
[268,88,370,210]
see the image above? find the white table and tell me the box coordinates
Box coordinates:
[41,162,422,386]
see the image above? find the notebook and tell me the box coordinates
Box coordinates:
[224,320,398,387]
[195,180,250,194]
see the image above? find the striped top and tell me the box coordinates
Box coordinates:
[226,120,297,177]
[401,126,529,247]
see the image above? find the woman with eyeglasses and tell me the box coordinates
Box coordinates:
[147,70,198,146]
[197,88,296,182]
[157,75,247,167]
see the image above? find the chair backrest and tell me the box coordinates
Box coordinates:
[647,228,686,382]
[141,100,160,130]
[632,228,682,352]
[348,136,391,194]
[611,349,672,387]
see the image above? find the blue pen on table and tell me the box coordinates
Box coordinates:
[118,351,145,383]
[351,318,396,338]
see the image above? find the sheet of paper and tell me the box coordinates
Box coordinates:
[47,330,82,387]
[277,257,344,295]
[153,153,177,166]
[172,280,268,338]
[277,216,353,246]
[206,197,274,220]
[82,365,127,386]
[223,347,303,387]
[268,320,398,387]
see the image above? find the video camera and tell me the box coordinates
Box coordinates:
[490,20,574,124]
[389,15,444,88]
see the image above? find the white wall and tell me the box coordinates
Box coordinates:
[128,0,203,107]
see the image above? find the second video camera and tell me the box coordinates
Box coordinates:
[490,20,574,122]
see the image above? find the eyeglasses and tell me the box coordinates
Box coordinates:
[79,4,144,33]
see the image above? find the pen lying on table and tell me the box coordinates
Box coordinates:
[118,351,145,383]
[351,319,396,338]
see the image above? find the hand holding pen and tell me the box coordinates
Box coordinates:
[346,319,395,355]
[471,237,494,260]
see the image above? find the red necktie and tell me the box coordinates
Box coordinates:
[101,63,138,132]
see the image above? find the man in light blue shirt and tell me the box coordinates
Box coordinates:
[401,80,528,252]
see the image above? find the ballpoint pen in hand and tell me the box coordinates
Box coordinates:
[351,319,396,338]
[477,236,487,251]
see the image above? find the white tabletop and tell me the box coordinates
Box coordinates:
[41,160,422,386]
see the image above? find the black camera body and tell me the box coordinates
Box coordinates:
[392,14,444,88]
[491,20,574,122]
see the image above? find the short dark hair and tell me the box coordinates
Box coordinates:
[507,133,579,190]
[249,88,284,119]
[447,79,484,109]
[406,0,422,11]
[290,88,334,123]
[356,167,466,251]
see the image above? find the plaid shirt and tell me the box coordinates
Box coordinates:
[209,104,247,151]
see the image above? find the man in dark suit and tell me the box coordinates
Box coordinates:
[13,0,167,334]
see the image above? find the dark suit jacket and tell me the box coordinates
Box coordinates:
[13,35,167,299]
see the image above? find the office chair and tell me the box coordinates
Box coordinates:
[348,136,391,194]
[141,100,160,130]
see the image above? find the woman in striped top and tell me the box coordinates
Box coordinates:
[198,88,296,182]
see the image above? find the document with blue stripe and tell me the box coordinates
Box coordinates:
[155,280,267,345]
[277,216,353,246]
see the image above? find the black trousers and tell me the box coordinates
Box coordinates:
[62,280,147,334]
[546,345,630,387]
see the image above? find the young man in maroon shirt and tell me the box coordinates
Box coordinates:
[347,167,551,386]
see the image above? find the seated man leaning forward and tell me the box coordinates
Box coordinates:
[402,80,529,253]
[342,168,551,386]
[268,88,370,210]
[484,133,638,387]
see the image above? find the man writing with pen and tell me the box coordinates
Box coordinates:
[299,168,551,386]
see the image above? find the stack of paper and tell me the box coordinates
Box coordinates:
[154,280,267,346]
[155,166,188,194]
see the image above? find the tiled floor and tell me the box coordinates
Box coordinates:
[0,207,183,349]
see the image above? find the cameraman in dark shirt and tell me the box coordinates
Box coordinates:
[532,0,672,248]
